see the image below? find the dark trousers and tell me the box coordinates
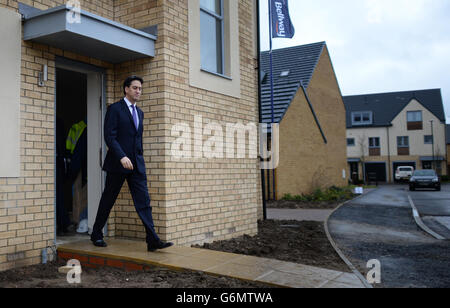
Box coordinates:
[91,171,160,245]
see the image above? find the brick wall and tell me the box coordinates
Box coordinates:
[276,46,348,196]
[0,0,259,271]
[0,0,114,271]
[112,0,260,245]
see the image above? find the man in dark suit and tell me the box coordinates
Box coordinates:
[91,76,173,252]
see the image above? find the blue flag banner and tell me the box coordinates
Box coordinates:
[270,0,295,39]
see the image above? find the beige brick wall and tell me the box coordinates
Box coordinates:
[111,0,259,245]
[0,0,115,271]
[275,46,348,197]
[0,0,259,271]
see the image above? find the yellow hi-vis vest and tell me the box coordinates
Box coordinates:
[66,121,87,155]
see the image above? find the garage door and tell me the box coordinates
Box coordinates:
[364,163,387,182]
[393,162,416,182]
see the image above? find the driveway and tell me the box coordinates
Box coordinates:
[328,184,450,288]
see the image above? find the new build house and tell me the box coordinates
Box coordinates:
[260,42,348,199]
[0,0,260,271]
[345,89,448,183]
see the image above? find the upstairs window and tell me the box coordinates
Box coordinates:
[397,136,410,155]
[397,136,409,148]
[369,137,380,148]
[352,111,373,126]
[407,111,423,130]
[200,0,224,75]
[347,138,355,147]
[368,137,380,156]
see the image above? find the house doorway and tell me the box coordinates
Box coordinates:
[55,59,105,244]
[364,162,387,183]
[349,162,359,183]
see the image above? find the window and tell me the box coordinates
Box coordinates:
[347,138,355,147]
[188,0,241,98]
[368,137,380,156]
[200,0,224,75]
[397,136,410,155]
[407,111,423,130]
[280,70,290,77]
[369,137,380,148]
[352,111,373,126]
[397,136,409,148]
[424,135,433,144]
[407,111,422,122]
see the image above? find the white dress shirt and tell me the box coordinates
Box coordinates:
[124,97,139,129]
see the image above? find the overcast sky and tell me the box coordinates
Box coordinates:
[260,0,450,123]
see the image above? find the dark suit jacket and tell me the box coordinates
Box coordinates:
[102,99,146,175]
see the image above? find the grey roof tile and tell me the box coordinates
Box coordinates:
[343,89,445,128]
[260,42,325,124]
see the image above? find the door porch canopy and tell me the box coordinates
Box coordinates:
[20,3,156,64]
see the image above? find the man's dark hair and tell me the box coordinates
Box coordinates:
[123,76,144,95]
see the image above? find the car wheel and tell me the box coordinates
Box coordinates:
[409,185,415,191]
[436,186,441,191]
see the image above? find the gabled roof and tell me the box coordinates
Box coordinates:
[446,124,450,144]
[260,42,326,124]
[344,89,446,128]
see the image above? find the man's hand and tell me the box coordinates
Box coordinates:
[120,157,134,171]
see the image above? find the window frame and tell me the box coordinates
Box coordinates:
[368,137,380,149]
[347,138,355,147]
[424,135,433,144]
[200,0,225,76]
[407,111,423,123]
[351,111,373,126]
[397,136,410,148]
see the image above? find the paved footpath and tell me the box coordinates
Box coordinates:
[268,208,333,222]
[58,239,366,288]
[267,188,376,222]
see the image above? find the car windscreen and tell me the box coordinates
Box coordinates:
[399,168,413,171]
[413,170,436,176]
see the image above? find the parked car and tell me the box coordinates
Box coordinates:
[409,170,441,191]
[395,166,414,181]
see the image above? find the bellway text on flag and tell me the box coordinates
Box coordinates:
[270,0,295,39]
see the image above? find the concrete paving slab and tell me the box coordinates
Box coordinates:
[58,239,366,288]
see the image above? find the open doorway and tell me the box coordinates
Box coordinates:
[55,60,105,245]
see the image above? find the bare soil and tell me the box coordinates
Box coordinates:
[0,219,349,288]
[195,220,350,273]
[0,260,268,288]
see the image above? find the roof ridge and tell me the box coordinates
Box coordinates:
[343,88,441,98]
[260,41,326,54]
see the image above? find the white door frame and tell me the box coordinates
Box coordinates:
[55,57,106,236]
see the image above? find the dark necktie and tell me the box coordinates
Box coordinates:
[131,105,138,130]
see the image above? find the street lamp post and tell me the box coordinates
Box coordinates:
[430,120,435,170]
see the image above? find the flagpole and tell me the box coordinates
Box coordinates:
[268,0,275,125]
[268,0,276,201]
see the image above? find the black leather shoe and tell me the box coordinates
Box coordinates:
[147,241,173,252]
[92,239,108,247]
